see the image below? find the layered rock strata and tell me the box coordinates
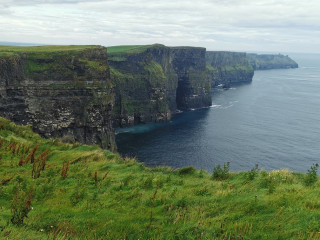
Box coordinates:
[0,46,116,150]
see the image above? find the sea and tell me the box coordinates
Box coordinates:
[116,53,320,172]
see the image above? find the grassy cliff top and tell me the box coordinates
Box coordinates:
[107,45,151,54]
[0,117,319,239]
[107,44,205,55]
[0,45,102,57]
[107,45,156,62]
[0,45,100,52]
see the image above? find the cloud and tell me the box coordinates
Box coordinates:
[0,0,319,53]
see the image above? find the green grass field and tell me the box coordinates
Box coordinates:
[0,45,99,52]
[1,117,320,239]
[107,45,148,54]
[0,45,100,57]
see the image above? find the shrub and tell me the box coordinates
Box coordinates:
[304,163,319,186]
[142,176,153,189]
[176,197,187,208]
[246,164,259,181]
[268,178,276,194]
[198,169,206,178]
[11,187,33,225]
[212,162,230,180]
[195,186,210,196]
[259,172,277,194]
[178,166,196,175]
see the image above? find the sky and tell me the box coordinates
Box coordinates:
[0,0,320,53]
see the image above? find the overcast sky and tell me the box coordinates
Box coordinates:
[1,0,319,53]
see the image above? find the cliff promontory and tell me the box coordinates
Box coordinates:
[206,51,254,88]
[0,46,116,150]
[108,44,212,127]
[247,53,298,70]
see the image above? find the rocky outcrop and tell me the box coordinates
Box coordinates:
[109,44,212,127]
[247,53,298,70]
[0,46,116,151]
[206,51,254,88]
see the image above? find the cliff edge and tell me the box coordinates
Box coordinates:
[108,44,212,127]
[0,45,116,151]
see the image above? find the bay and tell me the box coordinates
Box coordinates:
[116,53,320,172]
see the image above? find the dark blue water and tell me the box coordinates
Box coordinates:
[116,53,320,172]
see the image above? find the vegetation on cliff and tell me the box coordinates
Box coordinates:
[1,117,320,239]
[206,51,254,88]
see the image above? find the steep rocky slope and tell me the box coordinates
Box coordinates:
[206,51,254,88]
[0,46,116,150]
[247,53,298,70]
[109,44,212,127]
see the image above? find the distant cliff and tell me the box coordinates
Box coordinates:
[247,53,298,70]
[206,51,254,88]
[0,46,116,151]
[108,44,212,127]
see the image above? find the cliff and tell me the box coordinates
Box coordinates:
[247,53,298,70]
[108,44,212,127]
[206,51,254,88]
[0,45,116,151]
[1,44,287,148]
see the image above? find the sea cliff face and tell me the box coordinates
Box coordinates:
[0,44,298,150]
[247,53,298,70]
[0,46,116,151]
[109,44,212,127]
[206,51,254,88]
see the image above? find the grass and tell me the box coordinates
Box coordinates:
[107,45,151,62]
[1,117,320,239]
[107,44,167,62]
[0,45,99,53]
[0,45,110,82]
[107,45,151,54]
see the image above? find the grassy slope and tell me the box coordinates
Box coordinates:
[1,117,320,239]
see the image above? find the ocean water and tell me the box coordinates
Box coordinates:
[116,53,320,172]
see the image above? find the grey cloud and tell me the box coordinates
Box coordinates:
[0,0,319,53]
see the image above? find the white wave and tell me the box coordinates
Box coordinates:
[210,104,221,108]
[222,104,234,109]
[301,67,317,69]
